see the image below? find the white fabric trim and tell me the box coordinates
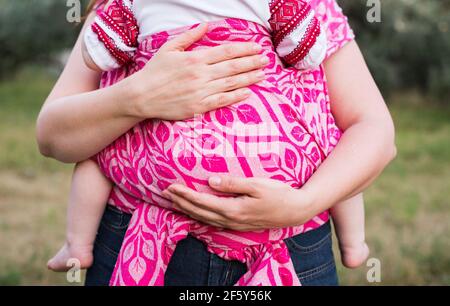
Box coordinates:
[294,29,327,70]
[123,0,133,10]
[275,10,328,71]
[276,11,314,58]
[133,0,271,41]
[85,0,328,71]
[84,27,121,71]
[96,17,137,53]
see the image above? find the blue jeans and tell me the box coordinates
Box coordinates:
[85,205,339,286]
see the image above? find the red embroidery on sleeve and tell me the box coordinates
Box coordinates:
[91,0,139,65]
[283,17,321,67]
[92,22,133,65]
[269,0,322,66]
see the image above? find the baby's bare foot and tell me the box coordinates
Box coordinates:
[340,242,370,269]
[47,242,93,272]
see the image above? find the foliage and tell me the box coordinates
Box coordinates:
[340,0,450,102]
[0,0,81,77]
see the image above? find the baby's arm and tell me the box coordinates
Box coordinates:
[82,0,139,72]
[269,0,327,70]
[48,159,112,271]
[331,193,369,268]
[270,1,369,268]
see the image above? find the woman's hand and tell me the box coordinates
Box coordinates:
[126,23,268,121]
[38,21,267,163]
[160,42,396,232]
[162,176,315,231]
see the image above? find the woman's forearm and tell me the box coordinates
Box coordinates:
[299,117,396,219]
[156,42,397,231]
[295,41,397,220]
[37,19,266,163]
[37,78,141,163]
[162,117,395,231]
[36,11,141,163]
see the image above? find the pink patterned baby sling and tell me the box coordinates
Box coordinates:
[95,0,355,286]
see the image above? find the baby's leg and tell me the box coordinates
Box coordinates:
[331,193,369,269]
[48,159,112,272]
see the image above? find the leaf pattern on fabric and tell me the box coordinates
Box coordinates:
[95,0,354,286]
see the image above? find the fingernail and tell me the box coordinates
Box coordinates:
[256,71,265,78]
[196,23,207,30]
[209,176,222,186]
[242,88,252,96]
[252,44,262,52]
[162,190,172,199]
[260,56,269,64]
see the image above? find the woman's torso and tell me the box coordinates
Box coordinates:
[97,18,339,232]
[92,0,356,284]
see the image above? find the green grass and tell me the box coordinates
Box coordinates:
[0,68,449,285]
[0,67,68,173]
[0,67,74,285]
[335,93,450,285]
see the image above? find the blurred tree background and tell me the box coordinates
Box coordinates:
[0,0,80,77]
[0,0,449,286]
[1,0,449,101]
[341,0,450,102]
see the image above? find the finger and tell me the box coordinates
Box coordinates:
[208,54,269,80]
[206,70,265,95]
[195,42,262,65]
[161,23,208,52]
[164,190,227,227]
[167,184,238,218]
[208,176,258,195]
[165,191,256,231]
[201,88,253,111]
